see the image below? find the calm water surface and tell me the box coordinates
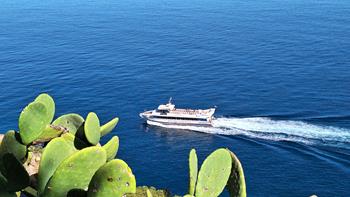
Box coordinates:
[0,0,350,196]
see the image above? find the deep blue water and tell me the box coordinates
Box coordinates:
[1,0,350,196]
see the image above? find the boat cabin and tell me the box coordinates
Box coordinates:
[156,103,175,114]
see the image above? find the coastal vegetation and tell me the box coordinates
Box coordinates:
[0,94,246,197]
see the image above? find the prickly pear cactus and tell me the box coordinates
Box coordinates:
[34,93,55,123]
[100,117,119,137]
[195,148,232,197]
[84,112,101,145]
[0,130,26,161]
[226,150,246,197]
[37,137,77,194]
[102,136,119,161]
[43,147,107,197]
[87,159,136,197]
[19,102,49,145]
[52,113,84,134]
[188,149,198,196]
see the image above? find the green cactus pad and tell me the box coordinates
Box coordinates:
[195,148,232,197]
[43,146,107,197]
[37,137,77,194]
[87,159,136,197]
[34,93,55,123]
[102,136,119,161]
[36,125,65,143]
[0,153,30,192]
[53,113,84,134]
[147,189,153,197]
[226,150,246,197]
[84,112,101,145]
[0,191,17,197]
[125,186,170,197]
[19,102,49,145]
[0,130,26,161]
[100,117,119,137]
[22,186,37,197]
[183,195,194,197]
[188,149,198,196]
[0,171,7,189]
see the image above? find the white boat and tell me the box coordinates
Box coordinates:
[139,98,216,127]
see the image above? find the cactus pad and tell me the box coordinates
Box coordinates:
[43,147,107,197]
[100,117,119,137]
[0,130,26,161]
[0,191,17,197]
[53,113,84,134]
[102,136,119,161]
[195,148,232,197]
[34,93,55,123]
[226,150,246,197]
[38,137,77,194]
[87,159,136,197]
[188,149,198,196]
[126,186,170,197]
[147,189,153,197]
[36,125,65,143]
[0,153,30,192]
[19,102,49,144]
[84,112,101,145]
[0,171,7,189]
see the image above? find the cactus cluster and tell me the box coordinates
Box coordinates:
[0,93,246,197]
[183,148,246,197]
[0,94,135,197]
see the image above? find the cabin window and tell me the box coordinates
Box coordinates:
[151,116,207,121]
[156,110,169,115]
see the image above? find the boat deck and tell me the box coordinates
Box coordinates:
[169,108,214,116]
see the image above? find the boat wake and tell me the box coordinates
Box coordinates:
[147,117,350,148]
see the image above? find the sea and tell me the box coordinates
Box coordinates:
[0,0,349,196]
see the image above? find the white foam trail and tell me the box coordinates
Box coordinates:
[147,117,350,147]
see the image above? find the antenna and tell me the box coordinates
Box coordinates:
[168,97,173,104]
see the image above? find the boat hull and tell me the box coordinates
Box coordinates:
[140,112,213,127]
